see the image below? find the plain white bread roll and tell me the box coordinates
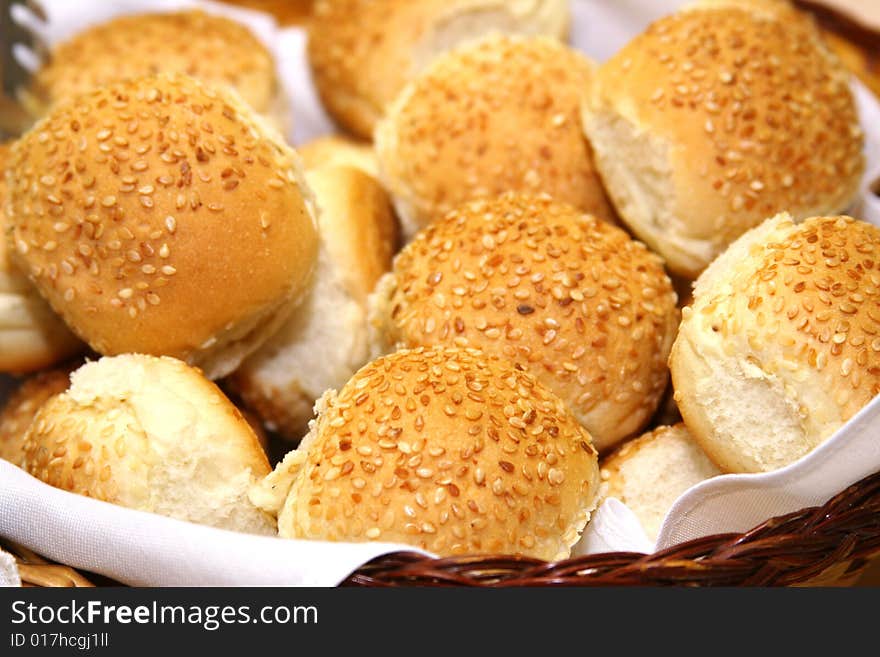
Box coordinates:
[581,5,863,279]
[600,424,720,541]
[375,34,615,238]
[1,143,83,374]
[230,164,398,440]
[250,346,600,559]
[670,213,880,473]
[307,0,571,139]
[7,73,319,380]
[21,354,275,534]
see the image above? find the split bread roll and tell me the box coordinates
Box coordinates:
[1,143,83,374]
[370,193,679,453]
[251,346,600,559]
[296,135,379,179]
[0,366,74,466]
[22,354,275,535]
[24,10,290,135]
[6,73,319,380]
[581,5,864,279]
[308,0,571,139]
[230,164,398,440]
[670,214,880,473]
[375,34,615,238]
[600,424,720,541]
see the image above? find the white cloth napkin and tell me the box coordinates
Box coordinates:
[0,547,21,587]
[1,0,880,585]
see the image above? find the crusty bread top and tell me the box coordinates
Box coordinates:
[252,346,600,560]
[31,10,279,116]
[7,73,318,378]
[583,5,863,277]
[375,34,615,236]
[375,193,678,452]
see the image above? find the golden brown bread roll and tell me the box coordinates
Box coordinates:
[375,34,615,238]
[600,424,720,541]
[230,164,399,440]
[1,143,84,374]
[251,346,600,559]
[307,0,571,139]
[0,365,74,466]
[370,193,679,453]
[671,213,880,473]
[22,354,275,534]
[6,73,319,380]
[24,10,290,135]
[581,5,863,279]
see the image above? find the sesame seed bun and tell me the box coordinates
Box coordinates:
[6,73,319,380]
[1,143,84,374]
[250,346,600,559]
[670,213,880,473]
[25,11,289,135]
[297,135,379,178]
[230,164,399,440]
[370,193,679,453]
[376,34,615,239]
[0,365,74,466]
[307,0,571,139]
[599,424,720,541]
[581,6,864,279]
[22,354,275,534]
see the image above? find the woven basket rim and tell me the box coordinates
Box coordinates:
[5,468,880,587]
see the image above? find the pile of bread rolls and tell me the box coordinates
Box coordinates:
[1,0,876,558]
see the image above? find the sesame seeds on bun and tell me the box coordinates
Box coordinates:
[0,365,74,466]
[370,193,679,453]
[6,73,319,380]
[375,34,616,238]
[671,214,880,473]
[251,346,600,559]
[27,11,288,132]
[1,143,84,374]
[582,6,864,279]
[307,0,571,139]
[22,354,275,534]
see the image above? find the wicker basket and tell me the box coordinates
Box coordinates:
[4,0,880,591]
[5,468,880,587]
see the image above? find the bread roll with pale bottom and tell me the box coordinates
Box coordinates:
[600,424,719,541]
[251,347,600,560]
[671,214,880,473]
[22,354,274,534]
[230,165,398,440]
[1,143,83,374]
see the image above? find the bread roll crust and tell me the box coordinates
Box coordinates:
[375,34,615,237]
[252,346,600,560]
[7,73,318,380]
[582,6,863,278]
[671,214,880,473]
[22,355,274,534]
[307,0,571,139]
[0,366,73,466]
[371,193,679,452]
[1,143,83,374]
[28,11,281,122]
